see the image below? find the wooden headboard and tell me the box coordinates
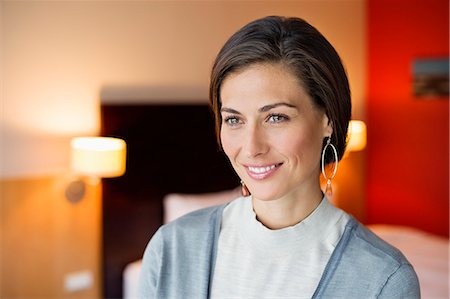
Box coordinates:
[100,103,239,298]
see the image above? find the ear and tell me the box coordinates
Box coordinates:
[322,114,333,137]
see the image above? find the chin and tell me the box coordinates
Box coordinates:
[249,187,286,202]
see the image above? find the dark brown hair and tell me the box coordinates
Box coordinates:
[209,16,351,163]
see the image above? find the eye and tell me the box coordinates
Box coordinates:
[267,114,289,123]
[223,116,242,127]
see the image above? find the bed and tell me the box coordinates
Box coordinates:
[123,189,449,299]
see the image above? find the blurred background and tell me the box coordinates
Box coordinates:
[1,0,448,298]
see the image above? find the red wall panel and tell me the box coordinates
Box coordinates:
[367,0,449,236]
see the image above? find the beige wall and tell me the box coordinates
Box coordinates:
[1,0,366,178]
[0,1,366,297]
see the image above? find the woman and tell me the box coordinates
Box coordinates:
[139,16,420,298]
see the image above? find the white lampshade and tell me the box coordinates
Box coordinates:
[71,137,126,178]
[346,120,367,152]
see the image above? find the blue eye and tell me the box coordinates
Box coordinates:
[268,114,288,123]
[224,116,241,126]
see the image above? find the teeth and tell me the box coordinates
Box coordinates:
[248,164,277,173]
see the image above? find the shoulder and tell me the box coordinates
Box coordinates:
[341,218,413,270]
[147,203,227,252]
[350,219,409,263]
[161,203,226,235]
[325,217,416,278]
[139,203,228,298]
[336,218,420,297]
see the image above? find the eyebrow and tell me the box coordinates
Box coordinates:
[258,102,297,112]
[220,107,242,115]
[220,102,297,114]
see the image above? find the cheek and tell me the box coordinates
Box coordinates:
[276,128,323,159]
[220,129,238,161]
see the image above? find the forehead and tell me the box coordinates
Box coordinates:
[220,62,311,108]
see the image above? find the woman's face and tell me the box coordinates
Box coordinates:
[220,63,332,201]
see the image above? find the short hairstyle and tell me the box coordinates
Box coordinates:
[209,16,351,163]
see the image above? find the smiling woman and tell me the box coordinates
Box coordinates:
[138,16,420,298]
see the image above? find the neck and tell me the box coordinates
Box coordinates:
[252,184,324,230]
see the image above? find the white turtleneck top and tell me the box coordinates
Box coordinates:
[210,196,350,299]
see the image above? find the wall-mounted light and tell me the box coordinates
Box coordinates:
[346,120,367,153]
[65,137,126,203]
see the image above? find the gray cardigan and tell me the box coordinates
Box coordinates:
[139,204,420,298]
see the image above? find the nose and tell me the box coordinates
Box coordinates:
[243,124,269,158]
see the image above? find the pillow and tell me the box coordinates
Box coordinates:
[163,187,241,224]
[123,260,142,299]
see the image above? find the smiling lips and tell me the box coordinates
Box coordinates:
[245,163,282,180]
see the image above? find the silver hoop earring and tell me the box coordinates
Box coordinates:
[321,137,339,196]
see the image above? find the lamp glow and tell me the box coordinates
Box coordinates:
[346,120,367,152]
[66,137,126,203]
[71,137,126,178]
